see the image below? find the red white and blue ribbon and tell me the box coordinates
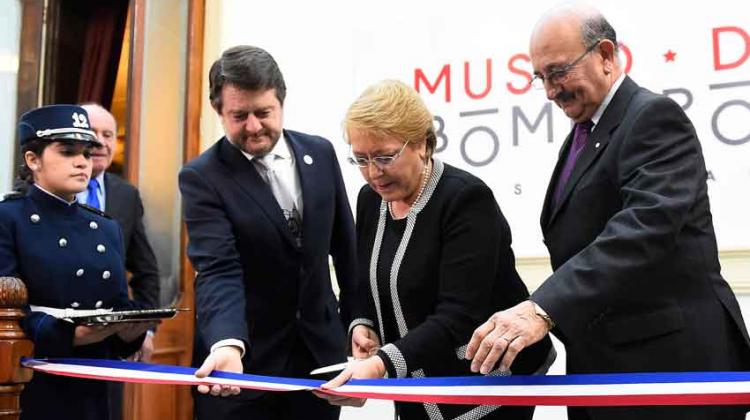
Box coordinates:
[21,358,750,406]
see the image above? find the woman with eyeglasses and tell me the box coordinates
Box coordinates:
[315,80,554,420]
[0,105,153,420]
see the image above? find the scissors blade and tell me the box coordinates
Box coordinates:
[309,361,349,375]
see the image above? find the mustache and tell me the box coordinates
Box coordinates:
[555,89,576,102]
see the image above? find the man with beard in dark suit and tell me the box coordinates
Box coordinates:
[467,5,750,420]
[179,45,357,420]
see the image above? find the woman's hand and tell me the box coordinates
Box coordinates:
[351,325,380,359]
[313,356,386,407]
[73,324,121,346]
[116,321,158,343]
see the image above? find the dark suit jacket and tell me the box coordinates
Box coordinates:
[179,130,357,383]
[356,161,552,420]
[532,77,750,418]
[104,173,160,309]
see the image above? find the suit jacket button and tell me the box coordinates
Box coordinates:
[89,221,98,229]
[76,269,84,277]
[30,214,40,223]
[97,244,106,253]
[102,270,111,279]
[59,237,68,247]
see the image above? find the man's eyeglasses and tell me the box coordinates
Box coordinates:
[348,140,410,168]
[529,41,601,90]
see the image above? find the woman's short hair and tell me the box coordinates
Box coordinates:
[344,80,436,157]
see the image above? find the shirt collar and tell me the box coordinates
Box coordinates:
[94,172,105,189]
[240,132,292,163]
[591,72,626,127]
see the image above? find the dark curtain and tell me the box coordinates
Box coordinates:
[76,0,129,109]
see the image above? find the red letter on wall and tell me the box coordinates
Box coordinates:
[713,26,750,70]
[507,53,532,95]
[464,59,492,100]
[619,42,633,74]
[415,65,452,103]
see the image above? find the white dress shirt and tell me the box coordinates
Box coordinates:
[241,133,303,218]
[591,72,626,129]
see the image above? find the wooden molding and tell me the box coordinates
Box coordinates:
[183,0,205,162]
[124,0,145,186]
[14,0,47,174]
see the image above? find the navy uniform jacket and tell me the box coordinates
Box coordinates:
[0,185,142,420]
[179,131,357,395]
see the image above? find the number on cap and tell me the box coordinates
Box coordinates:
[72,113,89,128]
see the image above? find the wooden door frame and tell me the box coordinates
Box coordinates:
[123,0,204,418]
[14,0,47,173]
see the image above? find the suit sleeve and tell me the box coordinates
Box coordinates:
[327,145,358,331]
[379,183,506,377]
[123,189,161,309]
[532,96,703,341]
[179,166,249,350]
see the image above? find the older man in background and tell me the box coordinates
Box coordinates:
[77,103,161,420]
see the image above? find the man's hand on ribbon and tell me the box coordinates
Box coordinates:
[466,300,551,374]
[351,325,380,359]
[313,356,386,407]
[195,345,243,397]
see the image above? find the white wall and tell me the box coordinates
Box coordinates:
[138,0,188,305]
[203,0,750,257]
[0,0,21,193]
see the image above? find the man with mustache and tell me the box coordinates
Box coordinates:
[467,5,750,420]
[179,45,357,420]
[76,103,161,420]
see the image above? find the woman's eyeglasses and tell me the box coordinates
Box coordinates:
[348,140,410,168]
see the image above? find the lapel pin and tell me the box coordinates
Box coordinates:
[303,155,313,165]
